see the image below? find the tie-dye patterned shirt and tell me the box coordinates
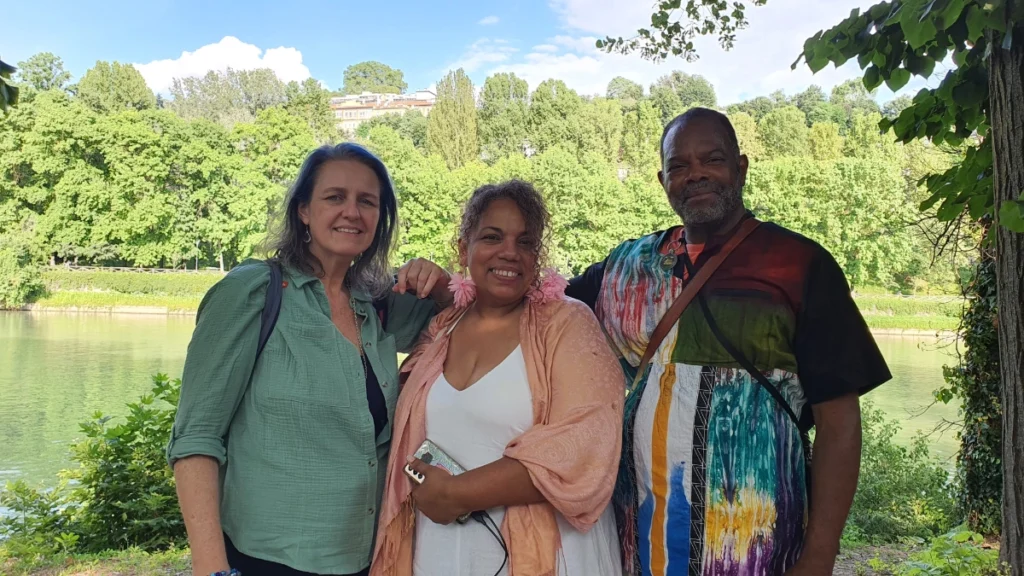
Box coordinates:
[566,216,890,576]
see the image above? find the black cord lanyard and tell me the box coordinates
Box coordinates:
[470,510,508,576]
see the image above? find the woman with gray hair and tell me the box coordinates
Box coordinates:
[168,143,451,576]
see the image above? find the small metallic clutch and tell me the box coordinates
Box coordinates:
[405,439,471,524]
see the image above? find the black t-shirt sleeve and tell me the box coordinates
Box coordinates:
[565,260,606,311]
[795,249,892,404]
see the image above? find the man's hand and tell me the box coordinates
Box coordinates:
[394,258,452,305]
[408,457,466,525]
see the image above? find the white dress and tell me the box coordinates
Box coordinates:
[412,344,622,576]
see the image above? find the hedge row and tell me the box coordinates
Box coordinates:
[854,294,962,319]
[41,269,222,297]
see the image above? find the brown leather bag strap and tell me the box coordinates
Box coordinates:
[628,218,762,394]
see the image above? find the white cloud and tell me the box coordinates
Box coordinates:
[478,15,500,25]
[135,36,311,94]
[445,38,519,74]
[504,0,930,104]
[548,0,651,38]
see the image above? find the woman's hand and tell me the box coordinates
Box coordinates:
[394,258,453,306]
[408,457,466,525]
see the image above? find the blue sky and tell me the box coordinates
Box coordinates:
[6,0,934,105]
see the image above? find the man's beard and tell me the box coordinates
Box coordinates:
[669,180,743,226]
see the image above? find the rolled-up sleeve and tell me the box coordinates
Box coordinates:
[167,276,262,467]
[383,291,439,353]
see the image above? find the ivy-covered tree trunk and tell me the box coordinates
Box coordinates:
[944,252,1002,534]
[990,21,1024,574]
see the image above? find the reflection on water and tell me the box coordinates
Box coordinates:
[0,312,194,486]
[866,334,961,465]
[0,313,961,488]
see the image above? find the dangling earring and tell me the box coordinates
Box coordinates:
[526,267,568,305]
[303,226,312,243]
[448,269,477,308]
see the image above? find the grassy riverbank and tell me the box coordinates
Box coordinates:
[26,268,963,332]
[0,543,961,575]
[1,547,190,576]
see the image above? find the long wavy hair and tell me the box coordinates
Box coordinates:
[268,143,397,298]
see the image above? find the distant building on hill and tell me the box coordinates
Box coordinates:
[330,90,436,133]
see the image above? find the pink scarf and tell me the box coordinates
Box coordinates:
[370,297,624,576]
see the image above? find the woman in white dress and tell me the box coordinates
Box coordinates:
[371,180,625,576]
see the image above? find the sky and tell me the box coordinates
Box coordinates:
[6,0,942,105]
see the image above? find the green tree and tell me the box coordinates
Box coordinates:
[757,105,810,159]
[0,231,44,308]
[725,96,775,121]
[728,111,765,162]
[478,72,529,161]
[805,102,848,129]
[427,68,478,170]
[576,97,624,164]
[528,79,583,154]
[808,121,844,162]
[844,112,900,160]
[356,111,428,150]
[652,71,717,107]
[882,94,914,119]
[606,76,644,103]
[746,156,915,288]
[76,61,155,114]
[342,61,407,95]
[830,78,880,121]
[365,125,464,266]
[792,85,827,117]
[169,68,286,129]
[16,52,72,93]
[648,83,685,124]
[284,78,337,144]
[622,100,663,180]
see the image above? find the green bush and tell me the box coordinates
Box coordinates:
[0,236,45,309]
[32,291,202,311]
[41,269,222,297]
[854,294,963,319]
[867,529,1005,575]
[843,403,958,545]
[0,375,185,554]
[862,315,960,332]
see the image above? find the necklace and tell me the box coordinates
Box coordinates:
[344,290,368,376]
[660,228,686,271]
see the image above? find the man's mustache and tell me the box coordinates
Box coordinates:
[681,180,728,200]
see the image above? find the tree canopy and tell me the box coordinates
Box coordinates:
[76,61,155,114]
[342,61,407,95]
[16,52,71,93]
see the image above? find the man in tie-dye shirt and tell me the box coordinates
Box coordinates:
[566,108,891,576]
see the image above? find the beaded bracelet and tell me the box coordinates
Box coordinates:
[209,570,241,576]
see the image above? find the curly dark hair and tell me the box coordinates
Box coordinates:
[458,180,551,268]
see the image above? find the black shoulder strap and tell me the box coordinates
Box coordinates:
[693,289,814,505]
[256,260,283,360]
[695,292,804,429]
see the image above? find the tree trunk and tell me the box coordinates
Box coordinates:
[218,252,224,272]
[990,21,1024,575]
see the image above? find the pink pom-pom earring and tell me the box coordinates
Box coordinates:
[448,271,477,308]
[526,268,568,305]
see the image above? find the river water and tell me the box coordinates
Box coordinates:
[0,311,962,489]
